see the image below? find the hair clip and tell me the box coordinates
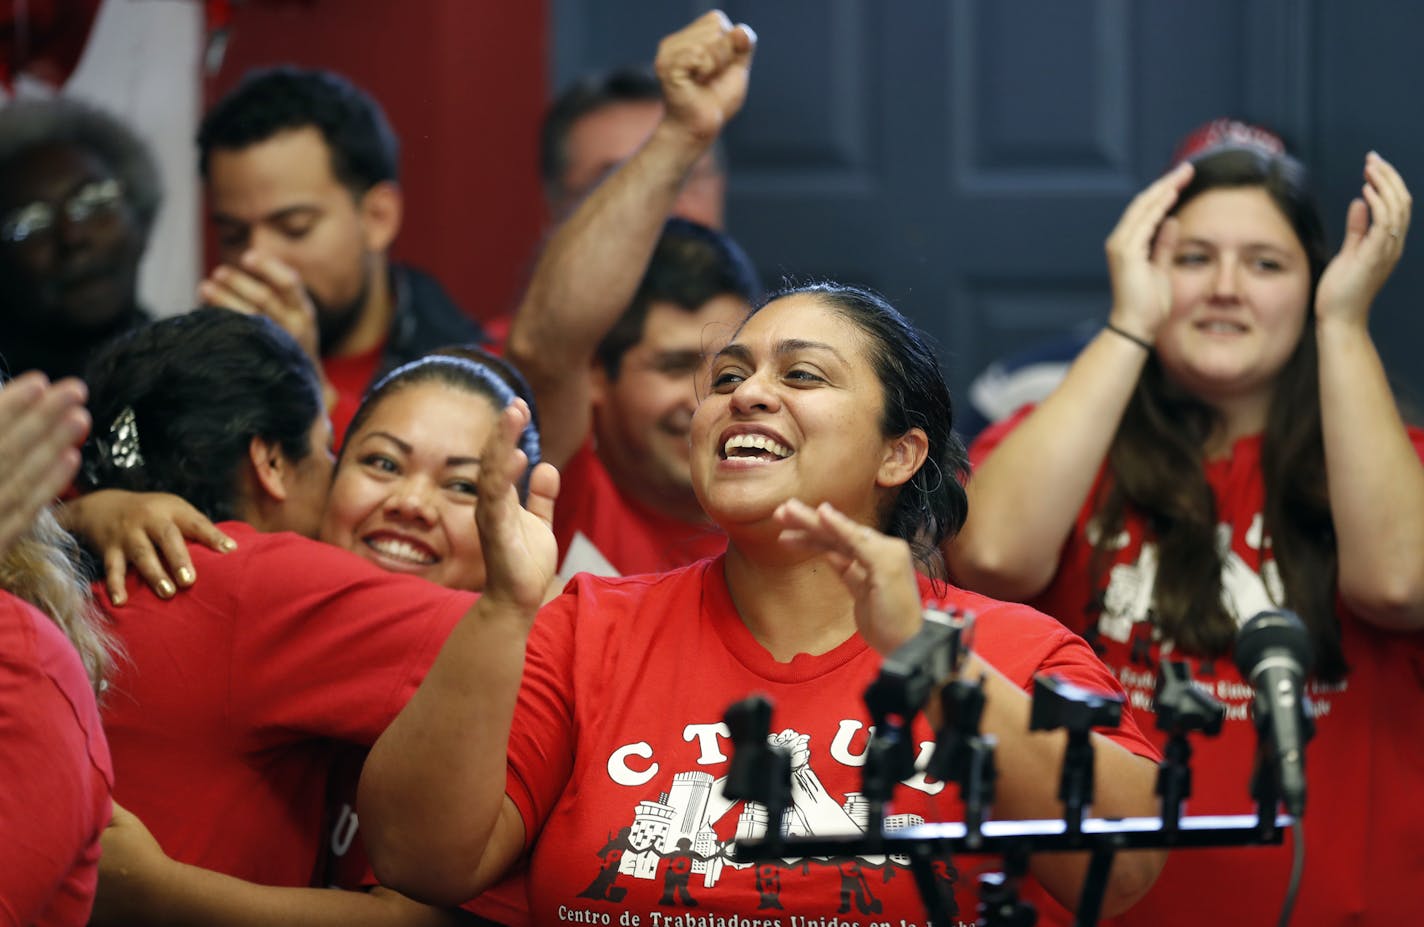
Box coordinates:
[103,406,144,471]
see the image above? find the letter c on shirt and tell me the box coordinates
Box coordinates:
[608,741,658,786]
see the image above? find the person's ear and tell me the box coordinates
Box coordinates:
[247,434,292,503]
[876,427,929,489]
[358,181,403,253]
[589,359,611,410]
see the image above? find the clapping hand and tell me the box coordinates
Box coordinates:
[1316,151,1412,327]
[474,399,560,616]
[774,498,923,656]
[1104,161,1195,346]
[0,373,89,556]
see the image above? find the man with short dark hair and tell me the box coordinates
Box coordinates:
[549,217,760,578]
[196,66,484,439]
[0,98,159,381]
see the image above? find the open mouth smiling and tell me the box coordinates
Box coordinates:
[363,534,439,566]
[719,428,795,462]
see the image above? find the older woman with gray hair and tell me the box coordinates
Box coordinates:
[0,97,162,381]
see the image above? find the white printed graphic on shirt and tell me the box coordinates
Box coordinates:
[571,722,961,922]
[1093,512,1284,645]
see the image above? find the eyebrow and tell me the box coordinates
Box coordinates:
[1178,237,1296,254]
[653,349,706,364]
[362,431,481,468]
[713,338,849,365]
[212,205,321,226]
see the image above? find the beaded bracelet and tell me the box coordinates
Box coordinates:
[1104,321,1152,352]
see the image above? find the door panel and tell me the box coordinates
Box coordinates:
[552,0,1424,410]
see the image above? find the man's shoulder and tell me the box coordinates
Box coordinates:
[385,264,487,360]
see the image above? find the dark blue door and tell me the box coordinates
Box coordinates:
[553,0,1424,413]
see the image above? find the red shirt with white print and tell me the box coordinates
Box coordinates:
[969,409,1424,927]
[491,556,1157,925]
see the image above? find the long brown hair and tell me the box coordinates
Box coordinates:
[1090,146,1346,680]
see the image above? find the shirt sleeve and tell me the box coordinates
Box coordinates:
[1031,622,1162,761]
[966,403,1038,469]
[1408,426,1424,463]
[503,588,581,848]
[971,596,1161,762]
[0,600,111,926]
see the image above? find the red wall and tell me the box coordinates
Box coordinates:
[205,0,547,334]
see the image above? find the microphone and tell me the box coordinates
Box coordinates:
[1234,609,1315,817]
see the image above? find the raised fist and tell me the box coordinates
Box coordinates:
[655,10,756,145]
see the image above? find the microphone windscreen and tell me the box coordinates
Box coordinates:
[1234,609,1314,677]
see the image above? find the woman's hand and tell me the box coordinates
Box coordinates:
[1316,151,1412,328]
[59,489,236,605]
[475,399,560,616]
[774,498,923,655]
[1104,161,1194,344]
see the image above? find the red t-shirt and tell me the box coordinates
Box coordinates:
[0,592,112,927]
[325,341,385,447]
[99,521,476,887]
[492,556,1156,924]
[552,440,726,579]
[970,411,1424,927]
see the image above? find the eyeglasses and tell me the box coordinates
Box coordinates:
[0,178,126,245]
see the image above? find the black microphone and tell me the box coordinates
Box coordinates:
[1234,609,1315,817]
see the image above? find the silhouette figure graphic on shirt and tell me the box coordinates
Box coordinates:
[658,838,717,907]
[755,862,784,910]
[835,858,882,915]
[577,826,639,903]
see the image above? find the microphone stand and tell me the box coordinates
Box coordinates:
[726,626,1294,927]
[1154,659,1225,833]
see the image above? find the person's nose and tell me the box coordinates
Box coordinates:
[248,227,295,264]
[1211,256,1241,302]
[384,476,438,526]
[54,209,97,252]
[729,369,782,415]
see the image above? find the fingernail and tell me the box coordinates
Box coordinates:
[177,567,195,586]
[111,592,126,606]
[221,538,238,552]
[157,579,176,598]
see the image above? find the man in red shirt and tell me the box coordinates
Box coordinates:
[194,67,485,442]
[507,15,760,580]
